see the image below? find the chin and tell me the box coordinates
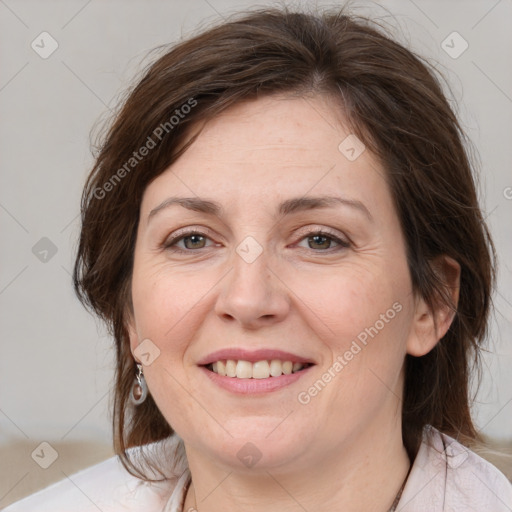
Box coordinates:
[195,419,312,471]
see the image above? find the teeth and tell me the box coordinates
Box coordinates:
[283,361,293,375]
[209,359,307,378]
[225,359,237,377]
[235,360,252,379]
[252,361,270,379]
[216,360,226,376]
[269,359,283,377]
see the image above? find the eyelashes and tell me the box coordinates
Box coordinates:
[162,227,350,254]
[164,230,216,252]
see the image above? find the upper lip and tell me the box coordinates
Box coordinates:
[197,348,316,366]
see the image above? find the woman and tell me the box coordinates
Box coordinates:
[6,5,511,511]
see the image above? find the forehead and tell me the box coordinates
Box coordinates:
[141,94,389,213]
[179,94,353,164]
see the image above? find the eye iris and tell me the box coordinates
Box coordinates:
[184,234,206,249]
[309,235,331,250]
[177,233,338,251]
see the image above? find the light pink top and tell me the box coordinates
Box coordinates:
[4,426,512,511]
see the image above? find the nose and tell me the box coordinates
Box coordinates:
[214,246,290,329]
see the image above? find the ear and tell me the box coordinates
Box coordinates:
[406,256,461,357]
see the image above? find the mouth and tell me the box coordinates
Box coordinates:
[203,359,313,379]
[197,349,316,394]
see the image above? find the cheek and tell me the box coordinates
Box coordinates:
[302,264,407,344]
[129,266,214,427]
[130,264,219,358]
[306,264,414,405]
[311,272,411,408]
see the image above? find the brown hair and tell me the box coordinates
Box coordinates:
[73,5,496,479]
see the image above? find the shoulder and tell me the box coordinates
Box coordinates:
[398,426,512,512]
[3,436,189,512]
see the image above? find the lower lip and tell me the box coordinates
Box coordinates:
[199,365,313,394]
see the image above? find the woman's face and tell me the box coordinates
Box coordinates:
[128,94,421,472]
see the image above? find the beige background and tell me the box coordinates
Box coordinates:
[1,0,511,507]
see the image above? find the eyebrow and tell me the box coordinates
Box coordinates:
[148,195,373,222]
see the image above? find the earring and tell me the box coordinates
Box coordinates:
[130,363,148,405]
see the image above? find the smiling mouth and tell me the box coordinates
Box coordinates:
[204,359,313,379]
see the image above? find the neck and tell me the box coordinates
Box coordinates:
[182,419,411,512]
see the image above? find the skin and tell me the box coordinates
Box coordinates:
[128,94,459,511]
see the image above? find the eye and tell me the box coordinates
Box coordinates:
[164,230,216,252]
[162,227,350,254]
[296,230,350,251]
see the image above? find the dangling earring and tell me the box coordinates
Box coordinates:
[130,363,148,405]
